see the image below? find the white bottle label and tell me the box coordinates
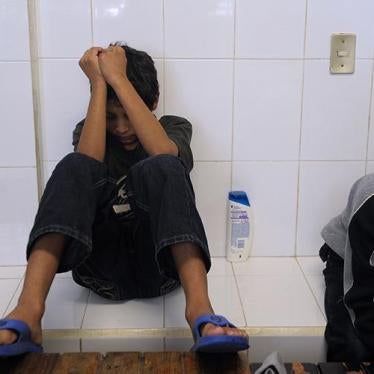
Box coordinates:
[230,205,249,252]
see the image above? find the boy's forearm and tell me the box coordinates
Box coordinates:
[111,76,178,157]
[77,81,107,161]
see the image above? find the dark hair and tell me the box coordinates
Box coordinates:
[107,42,159,110]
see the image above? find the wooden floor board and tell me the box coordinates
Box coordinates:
[98,352,141,374]
[0,350,251,373]
[52,352,101,374]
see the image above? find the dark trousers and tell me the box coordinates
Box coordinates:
[27,152,210,300]
[320,243,373,364]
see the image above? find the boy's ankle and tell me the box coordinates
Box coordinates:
[16,299,45,317]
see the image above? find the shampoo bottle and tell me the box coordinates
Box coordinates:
[226,191,252,262]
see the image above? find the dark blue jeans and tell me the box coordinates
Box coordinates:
[320,244,373,364]
[27,152,210,300]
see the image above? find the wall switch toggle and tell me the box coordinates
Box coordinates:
[330,33,356,74]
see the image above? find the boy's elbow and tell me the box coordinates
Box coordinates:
[151,142,178,157]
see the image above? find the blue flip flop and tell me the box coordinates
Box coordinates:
[0,319,43,357]
[191,314,249,353]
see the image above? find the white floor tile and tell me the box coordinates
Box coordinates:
[165,276,245,328]
[43,278,89,329]
[306,275,326,318]
[208,257,233,277]
[55,271,72,279]
[0,279,22,317]
[82,293,164,329]
[233,257,300,277]
[297,257,325,276]
[43,337,80,353]
[248,335,326,362]
[163,288,187,328]
[165,337,193,352]
[4,279,23,315]
[82,336,164,353]
[236,268,326,327]
[0,266,26,279]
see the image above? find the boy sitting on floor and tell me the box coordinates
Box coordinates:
[0,43,248,356]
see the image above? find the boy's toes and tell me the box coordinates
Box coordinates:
[0,330,18,345]
[201,323,247,338]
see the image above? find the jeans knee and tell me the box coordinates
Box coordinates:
[55,152,104,176]
[141,154,184,174]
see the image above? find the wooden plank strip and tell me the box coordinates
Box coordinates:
[52,352,101,374]
[252,362,319,374]
[286,363,319,374]
[185,352,250,374]
[318,363,362,374]
[0,353,60,374]
[360,363,374,374]
[143,352,182,373]
[181,352,201,374]
[98,352,140,374]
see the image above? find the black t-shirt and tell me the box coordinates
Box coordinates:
[72,115,194,179]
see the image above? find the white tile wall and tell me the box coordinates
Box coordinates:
[37,0,92,58]
[0,0,30,61]
[0,62,36,167]
[367,69,374,160]
[190,162,231,257]
[305,0,374,59]
[93,0,163,58]
[233,60,303,160]
[165,60,233,161]
[296,161,365,256]
[164,0,235,58]
[0,168,38,265]
[1,0,374,266]
[367,161,374,174]
[301,60,372,161]
[235,0,306,58]
[40,59,90,161]
[232,162,298,256]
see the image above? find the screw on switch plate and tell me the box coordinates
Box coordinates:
[330,33,356,74]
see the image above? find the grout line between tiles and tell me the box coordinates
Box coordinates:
[364,59,374,174]
[3,277,23,318]
[296,257,326,321]
[294,0,309,257]
[27,0,44,200]
[39,159,373,164]
[90,0,94,45]
[42,326,324,340]
[80,290,91,330]
[231,261,248,326]
[230,0,237,189]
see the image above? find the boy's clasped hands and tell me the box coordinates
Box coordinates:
[79,45,127,87]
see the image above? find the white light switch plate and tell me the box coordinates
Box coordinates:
[330,33,356,74]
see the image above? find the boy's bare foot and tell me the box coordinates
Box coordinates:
[186,307,248,338]
[0,305,43,346]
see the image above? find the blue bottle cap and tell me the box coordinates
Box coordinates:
[228,191,250,207]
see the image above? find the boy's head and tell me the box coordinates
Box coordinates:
[107,42,159,110]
